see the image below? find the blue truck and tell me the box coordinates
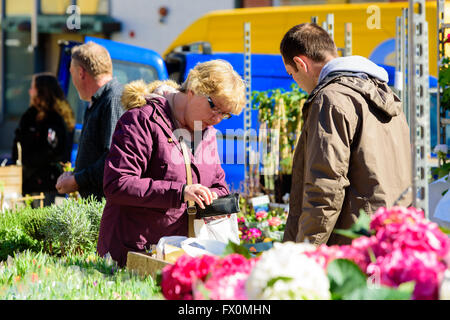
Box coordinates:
[58,37,438,192]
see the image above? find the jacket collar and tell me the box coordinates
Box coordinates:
[91,78,119,103]
[302,71,368,121]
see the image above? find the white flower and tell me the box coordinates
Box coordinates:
[245,242,330,300]
[440,269,450,300]
[434,144,448,154]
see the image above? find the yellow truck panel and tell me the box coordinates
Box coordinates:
[164,1,450,78]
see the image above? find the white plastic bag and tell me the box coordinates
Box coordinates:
[180,238,226,257]
[193,213,239,244]
[155,236,188,260]
[434,187,450,227]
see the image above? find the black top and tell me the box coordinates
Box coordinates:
[12,106,68,194]
[73,78,124,200]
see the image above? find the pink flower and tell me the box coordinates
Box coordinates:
[248,228,262,239]
[162,253,260,300]
[268,216,282,227]
[237,216,246,224]
[304,244,343,269]
[196,254,260,300]
[367,248,446,300]
[255,210,268,221]
[161,254,219,300]
[304,206,450,300]
[370,206,425,231]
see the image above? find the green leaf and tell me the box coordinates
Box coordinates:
[439,226,450,235]
[222,241,252,259]
[354,209,371,230]
[343,281,414,300]
[266,276,293,288]
[333,209,372,239]
[332,229,361,239]
[327,259,367,300]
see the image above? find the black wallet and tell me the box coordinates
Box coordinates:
[196,193,240,218]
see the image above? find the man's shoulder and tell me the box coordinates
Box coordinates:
[103,79,123,100]
[92,79,124,113]
[315,79,358,99]
[307,80,362,126]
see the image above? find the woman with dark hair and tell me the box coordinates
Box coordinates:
[12,73,75,206]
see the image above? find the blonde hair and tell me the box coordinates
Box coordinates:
[71,41,113,78]
[120,60,245,115]
[181,60,246,115]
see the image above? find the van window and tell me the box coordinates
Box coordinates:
[112,59,159,84]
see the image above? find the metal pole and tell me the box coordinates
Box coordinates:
[437,0,447,145]
[402,8,409,127]
[244,22,252,196]
[395,16,403,98]
[408,0,430,217]
[344,23,352,56]
[326,13,334,40]
[30,0,39,52]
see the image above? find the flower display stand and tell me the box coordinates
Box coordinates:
[243,241,273,253]
[126,251,172,279]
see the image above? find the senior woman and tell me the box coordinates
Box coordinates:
[97,60,246,266]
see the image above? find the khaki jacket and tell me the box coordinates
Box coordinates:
[283,72,412,246]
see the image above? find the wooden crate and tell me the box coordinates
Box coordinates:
[0,165,22,195]
[126,251,172,279]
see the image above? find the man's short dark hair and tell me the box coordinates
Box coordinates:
[280,23,338,70]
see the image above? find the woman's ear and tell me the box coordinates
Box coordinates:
[293,56,308,73]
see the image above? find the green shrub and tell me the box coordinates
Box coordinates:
[41,196,105,255]
[0,227,40,261]
[19,206,50,242]
[0,196,105,259]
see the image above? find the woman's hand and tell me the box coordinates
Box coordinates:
[183,184,218,209]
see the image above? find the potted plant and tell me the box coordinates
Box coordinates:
[252,84,307,202]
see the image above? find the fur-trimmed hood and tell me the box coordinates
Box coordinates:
[121,79,180,111]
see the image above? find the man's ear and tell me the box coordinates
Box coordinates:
[78,65,87,80]
[293,56,308,73]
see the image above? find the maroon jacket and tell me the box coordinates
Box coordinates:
[97,95,229,266]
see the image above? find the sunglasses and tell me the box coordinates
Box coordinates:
[207,96,231,120]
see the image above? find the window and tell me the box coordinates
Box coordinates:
[111,59,159,85]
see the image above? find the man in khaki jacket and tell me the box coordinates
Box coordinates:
[280,23,412,246]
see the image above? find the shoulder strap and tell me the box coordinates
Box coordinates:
[179,136,197,238]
